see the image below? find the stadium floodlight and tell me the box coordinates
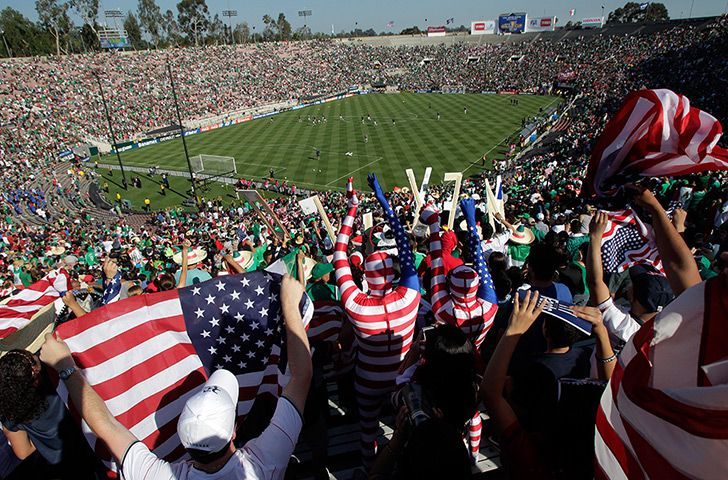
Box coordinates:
[222,10,237,45]
[93,71,127,190]
[298,10,312,27]
[104,10,124,18]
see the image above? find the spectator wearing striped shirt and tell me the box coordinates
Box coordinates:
[333,174,420,470]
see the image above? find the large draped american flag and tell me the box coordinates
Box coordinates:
[596,274,728,479]
[586,89,728,197]
[54,270,311,473]
[0,268,69,338]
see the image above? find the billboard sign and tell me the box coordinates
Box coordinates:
[582,17,604,28]
[471,20,496,35]
[498,13,527,34]
[100,37,132,48]
[527,16,555,32]
[427,26,446,37]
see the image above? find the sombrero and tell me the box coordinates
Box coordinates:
[0,301,56,357]
[173,247,208,265]
[230,250,255,270]
[509,225,536,245]
[459,220,483,239]
[50,246,66,256]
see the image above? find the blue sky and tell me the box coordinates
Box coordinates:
[6,0,727,34]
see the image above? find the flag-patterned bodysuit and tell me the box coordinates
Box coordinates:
[421,203,498,458]
[334,179,420,469]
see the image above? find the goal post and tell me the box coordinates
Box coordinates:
[191,154,237,175]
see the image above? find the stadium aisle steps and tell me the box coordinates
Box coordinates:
[290,378,502,479]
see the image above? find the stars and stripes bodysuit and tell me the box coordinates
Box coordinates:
[334,177,421,469]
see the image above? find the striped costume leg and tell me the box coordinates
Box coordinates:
[355,377,393,470]
[468,411,482,462]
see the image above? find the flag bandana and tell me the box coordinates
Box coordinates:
[55,271,312,471]
[586,89,728,197]
[599,208,662,274]
[516,289,592,335]
[0,268,69,338]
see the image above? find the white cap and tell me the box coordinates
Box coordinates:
[177,370,239,452]
[536,213,545,221]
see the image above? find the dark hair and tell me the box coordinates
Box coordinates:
[186,443,231,464]
[543,315,583,349]
[157,273,176,291]
[492,269,512,300]
[402,418,471,480]
[0,350,48,425]
[488,251,507,273]
[527,243,558,282]
[419,324,478,428]
[482,222,494,241]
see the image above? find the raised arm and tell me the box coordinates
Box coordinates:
[461,198,497,304]
[333,178,364,306]
[481,291,544,437]
[40,333,137,464]
[627,185,701,296]
[419,204,451,319]
[101,258,121,306]
[586,211,611,306]
[280,274,313,413]
[177,239,191,288]
[368,173,418,292]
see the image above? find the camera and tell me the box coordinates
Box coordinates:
[401,383,431,427]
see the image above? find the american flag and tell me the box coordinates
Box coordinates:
[0,269,69,338]
[600,208,663,274]
[595,275,728,479]
[387,21,395,27]
[586,89,728,197]
[54,271,311,472]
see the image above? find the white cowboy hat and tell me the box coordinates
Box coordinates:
[173,248,208,266]
[230,250,255,270]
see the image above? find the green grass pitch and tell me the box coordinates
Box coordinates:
[99,92,561,209]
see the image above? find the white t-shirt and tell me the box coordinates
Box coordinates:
[120,397,302,480]
[596,297,640,347]
[481,229,512,261]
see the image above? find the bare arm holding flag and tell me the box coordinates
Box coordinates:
[627,185,701,295]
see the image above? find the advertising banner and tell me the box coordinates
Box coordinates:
[498,13,527,34]
[471,20,496,35]
[582,17,604,28]
[100,37,132,49]
[427,26,446,37]
[527,16,555,32]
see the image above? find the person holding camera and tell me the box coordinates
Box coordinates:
[368,324,476,480]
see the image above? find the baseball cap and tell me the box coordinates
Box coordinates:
[628,265,674,313]
[177,370,239,452]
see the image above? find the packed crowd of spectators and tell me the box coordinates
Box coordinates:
[0,15,727,480]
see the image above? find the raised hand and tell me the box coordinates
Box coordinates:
[589,211,608,238]
[460,198,477,224]
[419,203,440,226]
[346,177,359,208]
[367,173,386,201]
[506,290,545,336]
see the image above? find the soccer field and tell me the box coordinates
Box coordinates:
[102,92,560,208]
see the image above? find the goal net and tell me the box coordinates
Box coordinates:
[192,154,237,175]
